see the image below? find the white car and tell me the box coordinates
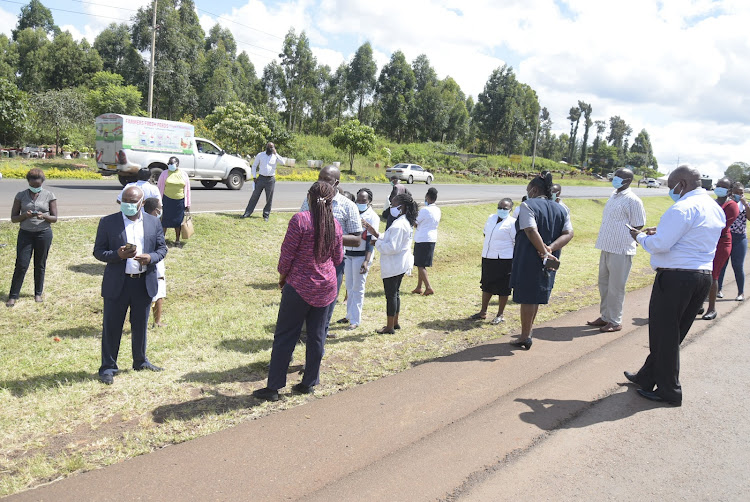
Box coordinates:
[385,163,433,184]
[645,178,661,188]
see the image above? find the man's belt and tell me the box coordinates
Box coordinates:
[656,268,711,275]
[126,272,145,278]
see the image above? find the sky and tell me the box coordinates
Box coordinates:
[1,0,749,179]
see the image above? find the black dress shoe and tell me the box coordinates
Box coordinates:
[135,362,163,372]
[252,387,279,402]
[240,213,251,219]
[701,310,717,320]
[510,337,533,350]
[100,374,114,385]
[292,383,314,394]
[636,388,681,406]
[623,371,640,386]
[696,307,705,315]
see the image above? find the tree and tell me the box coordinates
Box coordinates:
[0,78,29,146]
[567,105,581,163]
[725,162,750,185]
[472,65,521,154]
[330,119,376,173]
[30,87,92,152]
[278,29,317,132]
[86,71,143,116]
[94,23,146,90]
[47,32,103,90]
[375,50,415,142]
[578,101,592,166]
[347,42,377,122]
[607,115,633,161]
[13,0,57,40]
[412,54,438,92]
[14,27,51,92]
[327,63,350,126]
[204,101,271,157]
[628,128,654,169]
[0,35,18,82]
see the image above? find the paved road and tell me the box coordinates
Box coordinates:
[8,264,747,501]
[0,179,666,219]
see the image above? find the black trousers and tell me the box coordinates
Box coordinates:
[243,175,275,218]
[267,284,328,390]
[99,276,152,376]
[383,273,405,316]
[9,227,53,299]
[634,269,711,403]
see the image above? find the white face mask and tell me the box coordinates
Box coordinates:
[390,206,401,218]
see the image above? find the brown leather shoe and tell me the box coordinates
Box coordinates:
[586,317,607,327]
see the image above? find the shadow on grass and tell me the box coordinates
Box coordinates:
[180,361,269,384]
[417,317,478,333]
[215,212,244,219]
[0,370,93,397]
[515,386,660,431]
[50,325,101,339]
[68,263,106,275]
[152,391,261,423]
[218,337,273,354]
[247,282,279,291]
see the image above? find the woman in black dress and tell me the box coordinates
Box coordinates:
[509,172,574,349]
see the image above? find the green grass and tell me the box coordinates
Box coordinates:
[0,194,673,496]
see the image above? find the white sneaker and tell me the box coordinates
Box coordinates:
[736,294,744,302]
[717,290,724,298]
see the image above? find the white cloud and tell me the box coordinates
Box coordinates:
[0,6,16,37]
[311,47,344,70]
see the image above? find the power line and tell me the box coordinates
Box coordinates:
[0,0,132,22]
[196,6,283,41]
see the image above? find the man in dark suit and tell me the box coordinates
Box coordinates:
[94,186,168,385]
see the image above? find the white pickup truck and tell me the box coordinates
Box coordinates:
[95,114,251,189]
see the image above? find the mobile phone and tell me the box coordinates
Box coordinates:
[124,243,136,251]
[543,254,560,270]
[624,223,640,232]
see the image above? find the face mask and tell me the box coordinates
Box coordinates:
[612,176,624,189]
[356,203,368,212]
[732,194,742,202]
[390,206,401,218]
[497,209,510,219]
[168,163,176,171]
[121,201,140,217]
[28,185,42,193]
[714,187,728,197]
[424,200,430,206]
[669,186,682,203]
[155,210,162,219]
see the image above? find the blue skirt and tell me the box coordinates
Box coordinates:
[162,195,185,228]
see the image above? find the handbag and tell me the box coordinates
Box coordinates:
[180,210,195,239]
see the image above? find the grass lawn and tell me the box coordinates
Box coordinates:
[0,195,673,495]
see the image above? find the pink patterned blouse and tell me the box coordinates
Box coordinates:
[278,211,343,307]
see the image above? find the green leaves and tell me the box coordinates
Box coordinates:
[330,119,376,172]
[204,101,271,157]
[0,78,29,147]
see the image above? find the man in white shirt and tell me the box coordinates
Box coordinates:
[587,168,646,333]
[624,165,725,406]
[242,142,286,221]
[116,168,161,204]
[551,184,570,215]
[412,187,441,295]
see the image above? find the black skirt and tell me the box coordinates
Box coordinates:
[162,195,185,228]
[480,258,512,296]
[414,242,436,267]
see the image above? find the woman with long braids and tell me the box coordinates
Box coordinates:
[363,192,418,334]
[253,181,343,401]
[509,172,574,350]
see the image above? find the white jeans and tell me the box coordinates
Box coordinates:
[598,251,633,325]
[344,254,369,326]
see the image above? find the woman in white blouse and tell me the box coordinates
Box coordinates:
[363,193,419,334]
[470,198,516,324]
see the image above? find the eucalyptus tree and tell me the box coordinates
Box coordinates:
[375,50,415,142]
[578,101,592,166]
[347,42,377,122]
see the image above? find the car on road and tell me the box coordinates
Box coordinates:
[643,178,661,188]
[385,163,433,184]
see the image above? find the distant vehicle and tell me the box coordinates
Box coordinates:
[95,114,252,189]
[645,179,661,188]
[606,172,614,180]
[700,175,713,190]
[385,163,433,184]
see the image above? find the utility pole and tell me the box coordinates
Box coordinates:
[531,113,540,170]
[147,0,157,118]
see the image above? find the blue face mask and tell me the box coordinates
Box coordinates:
[612,176,624,189]
[168,163,177,171]
[497,209,510,219]
[424,200,430,206]
[120,201,140,217]
[28,185,42,193]
[356,203,368,212]
[669,186,682,203]
[732,194,742,202]
[714,187,728,197]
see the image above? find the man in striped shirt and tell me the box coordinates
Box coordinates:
[587,168,646,332]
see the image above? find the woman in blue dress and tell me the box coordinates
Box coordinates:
[509,172,574,349]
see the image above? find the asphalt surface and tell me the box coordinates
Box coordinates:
[0,179,666,219]
[7,261,748,501]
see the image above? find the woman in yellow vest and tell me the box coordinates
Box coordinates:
[157,156,191,246]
